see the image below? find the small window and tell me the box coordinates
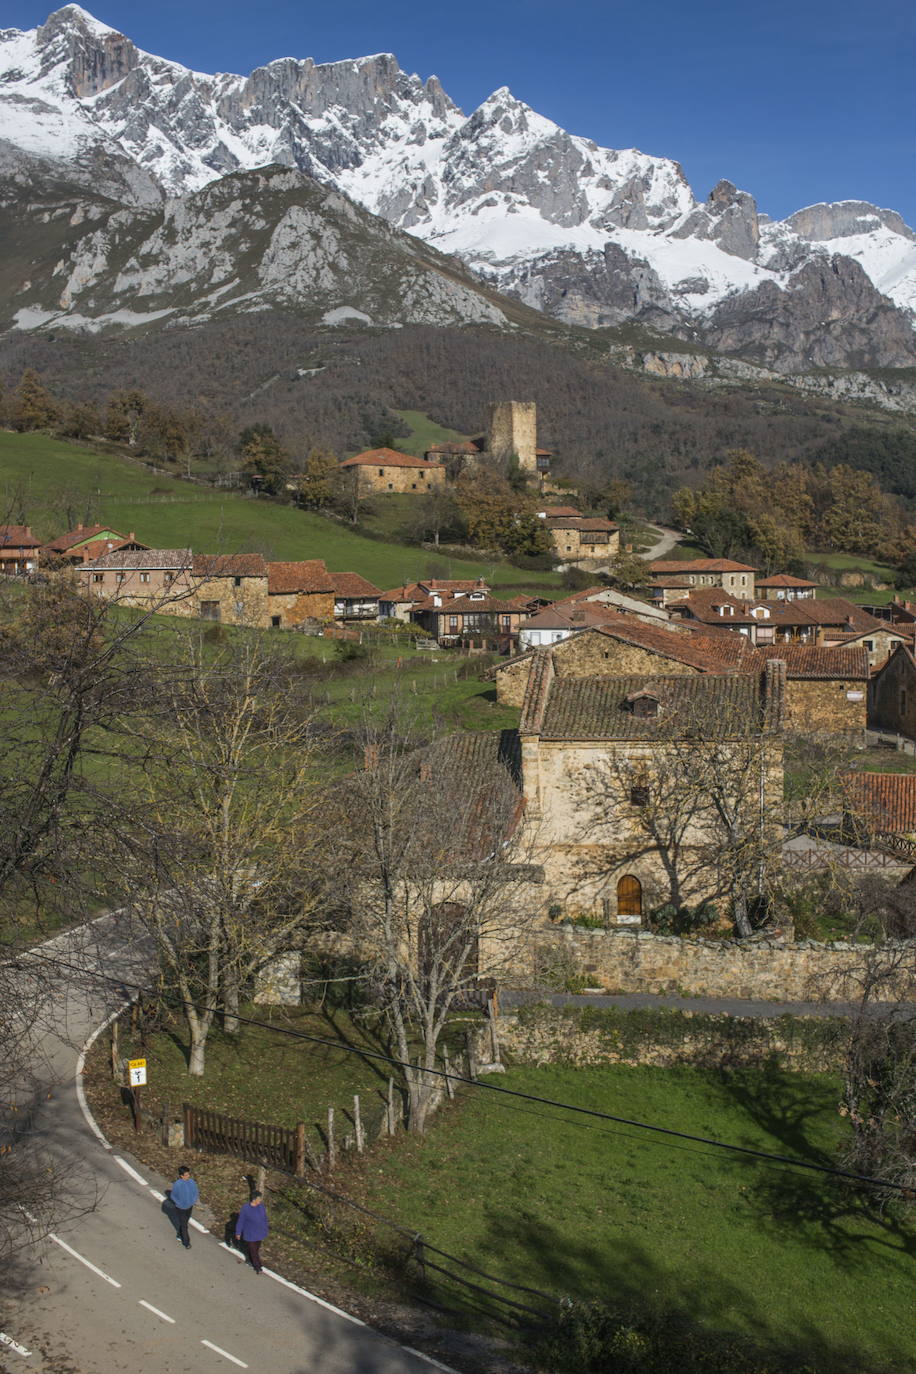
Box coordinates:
[139,572,151,584]
[234,576,242,587]
[271,615,281,628]
[388,483,394,490]
[629,784,649,807]
[116,571,125,583]
[865,640,874,652]
[411,483,417,490]
[378,468,384,476]
[449,615,459,631]
[92,572,103,584]
[200,601,220,621]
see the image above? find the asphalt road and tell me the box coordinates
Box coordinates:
[0,916,448,1374]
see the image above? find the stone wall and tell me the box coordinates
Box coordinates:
[517,926,913,1002]
[194,573,268,627]
[870,646,916,739]
[355,463,445,494]
[495,634,700,706]
[267,589,335,627]
[786,679,866,736]
[487,400,537,471]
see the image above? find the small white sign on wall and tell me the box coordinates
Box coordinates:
[846,691,865,701]
[615,914,642,926]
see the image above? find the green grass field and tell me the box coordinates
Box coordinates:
[392,409,469,457]
[0,430,561,593]
[356,1062,914,1371]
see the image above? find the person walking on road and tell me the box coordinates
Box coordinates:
[171,1166,199,1250]
[235,1191,269,1274]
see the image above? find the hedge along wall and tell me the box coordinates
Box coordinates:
[523,928,915,1003]
[497,1004,849,1074]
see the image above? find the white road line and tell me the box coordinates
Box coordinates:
[255,1262,365,1327]
[0,1331,32,1357]
[149,1188,165,1201]
[138,1300,175,1324]
[201,1339,248,1368]
[400,1345,461,1373]
[75,1002,134,1149]
[189,1216,209,1233]
[114,1156,148,1186]
[48,1233,121,1288]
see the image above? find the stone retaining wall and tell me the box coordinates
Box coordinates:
[525,927,915,1003]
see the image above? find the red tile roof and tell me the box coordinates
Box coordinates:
[0,525,41,549]
[650,558,758,573]
[841,772,916,835]
[754,645,869,680]
[193,554,267,578]
[340,448,445,470]
[329,572,382,598]
[756,574,818,588]
[669,589,757,624]
[43,524,124,553]
[267,560,334,595]
[436,596,523,614]
[538,506,581,518]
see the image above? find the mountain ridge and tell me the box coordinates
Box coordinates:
[2,6,916,370]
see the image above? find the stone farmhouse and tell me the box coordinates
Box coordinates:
[539,513,620,568]
[868,643,916,740]
[77,548,379,631]
[491,618,753,707]
[649,557,758,599]
[338,447,446,495]
[378,579,491,622]
[754,645,868,737]
[415,593,529,651]
[0,524,43,575]
[755,574,817,601]
[517,652,786,922]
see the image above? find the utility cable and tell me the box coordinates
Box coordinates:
[25,946,914,1195]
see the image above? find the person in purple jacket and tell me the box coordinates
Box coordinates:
[235,1191,269,1274]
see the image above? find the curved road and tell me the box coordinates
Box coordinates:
[1,916,450,1374]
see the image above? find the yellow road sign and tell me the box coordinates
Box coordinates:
[128,1057,147,1086]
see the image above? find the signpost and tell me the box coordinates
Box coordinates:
[128,1058,147,1131]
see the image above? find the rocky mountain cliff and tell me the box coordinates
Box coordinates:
[3,5,916,371]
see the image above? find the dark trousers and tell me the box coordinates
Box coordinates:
[175,1206,193,1246]
[244,1239,262,1272]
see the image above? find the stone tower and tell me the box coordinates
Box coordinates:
[487,401,538,472]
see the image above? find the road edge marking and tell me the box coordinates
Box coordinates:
[200,1339,248,1368]
[113,1155,148,1186]
[0,1331,32,1358]
[75,1001,134,1149]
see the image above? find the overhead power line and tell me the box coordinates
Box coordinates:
[27,948,913,1195]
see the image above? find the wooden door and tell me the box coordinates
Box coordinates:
[617,875,642,917]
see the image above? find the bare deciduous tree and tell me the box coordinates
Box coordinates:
[336,712,537,1132]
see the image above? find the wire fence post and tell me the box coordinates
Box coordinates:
[295,1121,306,1177]
[386,1078,396,1135]
[443,1051,455,1100]
[327,1106,336,1169]
[488,995,501,1065]
[465,1029,478,1081]
[183,1101,194,1150]
[353,1095,364,1153]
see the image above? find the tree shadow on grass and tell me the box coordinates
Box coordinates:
[708,1062,916,1267]
[475,1208,905,1373]
[319,1006,393,1087]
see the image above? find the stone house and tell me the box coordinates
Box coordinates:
[41,524,149,567]
[754,645,868,737]
[338,448,446,495]
[649,558,758,598]
[78,548,195,607]
[0,525,43,575]
[192,554,269,625]
[755,574,817,601]
[329,571,382,621]
[517,652,785,922]
[868,643,916,740]
[266,560,335,627]
[542,514,620,566]
[819,622,912,671]
[492,618,751,707]
[555,585,669,625]
[418,594,528,650]
[378,578,491,623]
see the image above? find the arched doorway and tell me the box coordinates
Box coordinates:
[617,875,642,918]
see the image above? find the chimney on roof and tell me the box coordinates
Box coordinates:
[129,532,135,541]
[475,577,485,588]
[762,658,786,731]
[76,523,83,532]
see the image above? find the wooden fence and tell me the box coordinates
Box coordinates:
[183,1104,307,1176]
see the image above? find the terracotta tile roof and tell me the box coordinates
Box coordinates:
[650,558,758,573]
[340,448,445,470]
[522,603,620,631]
[670,588,757,624]
[436,596,523,614]
[330,572,382,598]
[756,574,818,588]
[650,577,695,589]
[81,548,192,570]
[267,560,333,595]
[841,771,916,835]
[0,525,41,548]
[43,524,124,553]
[538,506,581,518]
[424,441,481,455]
[530,672,768,741]
[754,645,869,680]
[802,598,883,632]
[545,514,618,532]
[193,554,267,578]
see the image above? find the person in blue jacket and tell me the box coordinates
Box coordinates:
[235,1191,269,1274]
[170,1166,199,1249]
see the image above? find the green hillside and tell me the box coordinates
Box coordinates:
[0,431,560,591]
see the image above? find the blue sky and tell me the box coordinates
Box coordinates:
[8,0,916,223]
